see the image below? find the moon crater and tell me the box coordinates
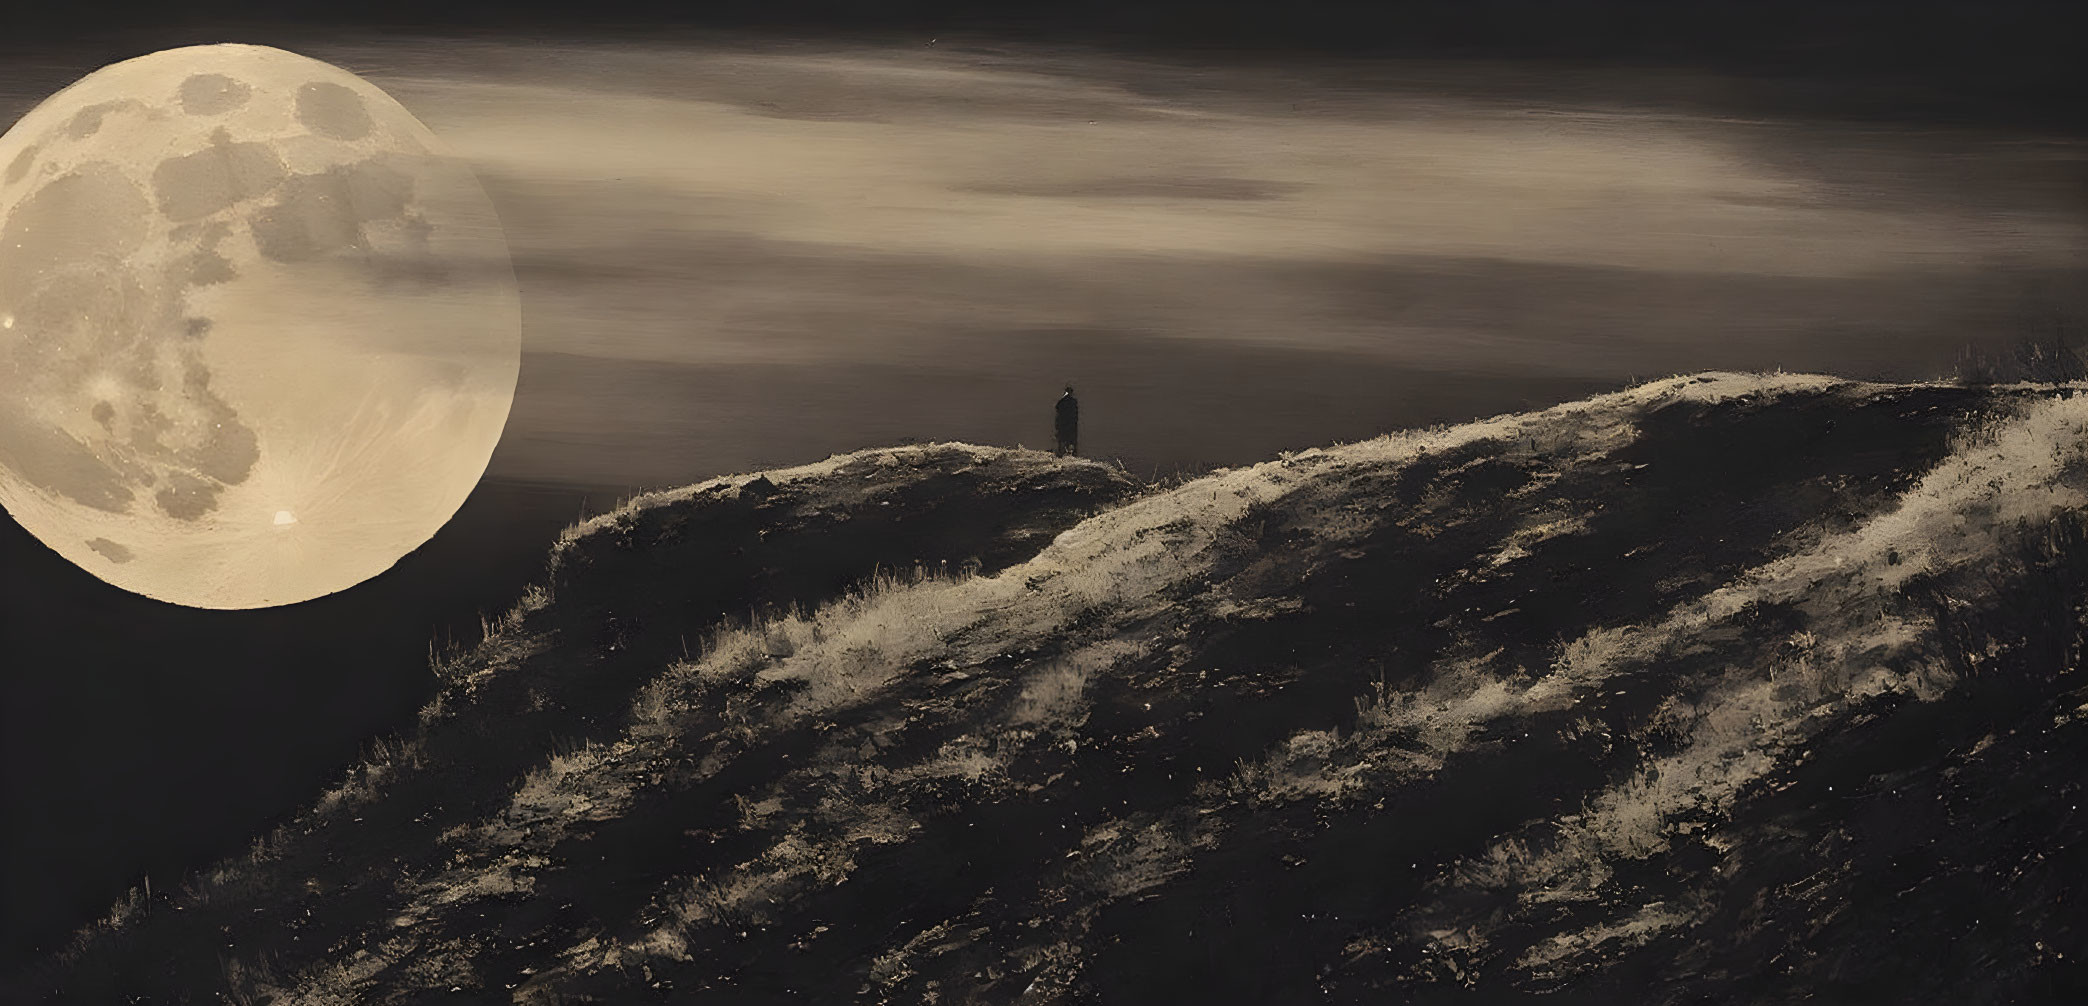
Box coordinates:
[296,81,373,141]
[178,74,251,116]
[65,100,147,141]
[85,536,133,562]
[1,162,153,272]
[247,156,417,264]
[152,130,288,223]
[4,145,35,185]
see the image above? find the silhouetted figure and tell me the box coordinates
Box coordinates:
[1054,385,1079,457]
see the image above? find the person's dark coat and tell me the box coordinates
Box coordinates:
[1055,389,1079,455]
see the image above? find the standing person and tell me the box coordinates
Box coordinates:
[1054,385,1080,457]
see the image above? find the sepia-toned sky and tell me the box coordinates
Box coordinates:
[5,33,2085,483]
[278,37,2082,484]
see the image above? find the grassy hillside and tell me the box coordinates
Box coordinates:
[20,374,2088,1004]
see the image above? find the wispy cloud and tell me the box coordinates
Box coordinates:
[256,40,2088,480]
[351,42,2081,276]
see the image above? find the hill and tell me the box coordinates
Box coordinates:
[17,373,2088,1004]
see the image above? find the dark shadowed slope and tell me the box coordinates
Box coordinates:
[13,444,1135,1002]
[21,373,2088,1004]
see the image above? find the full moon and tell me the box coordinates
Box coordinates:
[0,45,520,609]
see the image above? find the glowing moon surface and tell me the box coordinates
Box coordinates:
[0,45,520,608]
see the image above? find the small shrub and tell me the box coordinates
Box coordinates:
[1953,344,2002,387]
[2015,332,2088,383]
[1953,332,2087,386]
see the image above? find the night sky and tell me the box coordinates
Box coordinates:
[2,0,2083,972]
